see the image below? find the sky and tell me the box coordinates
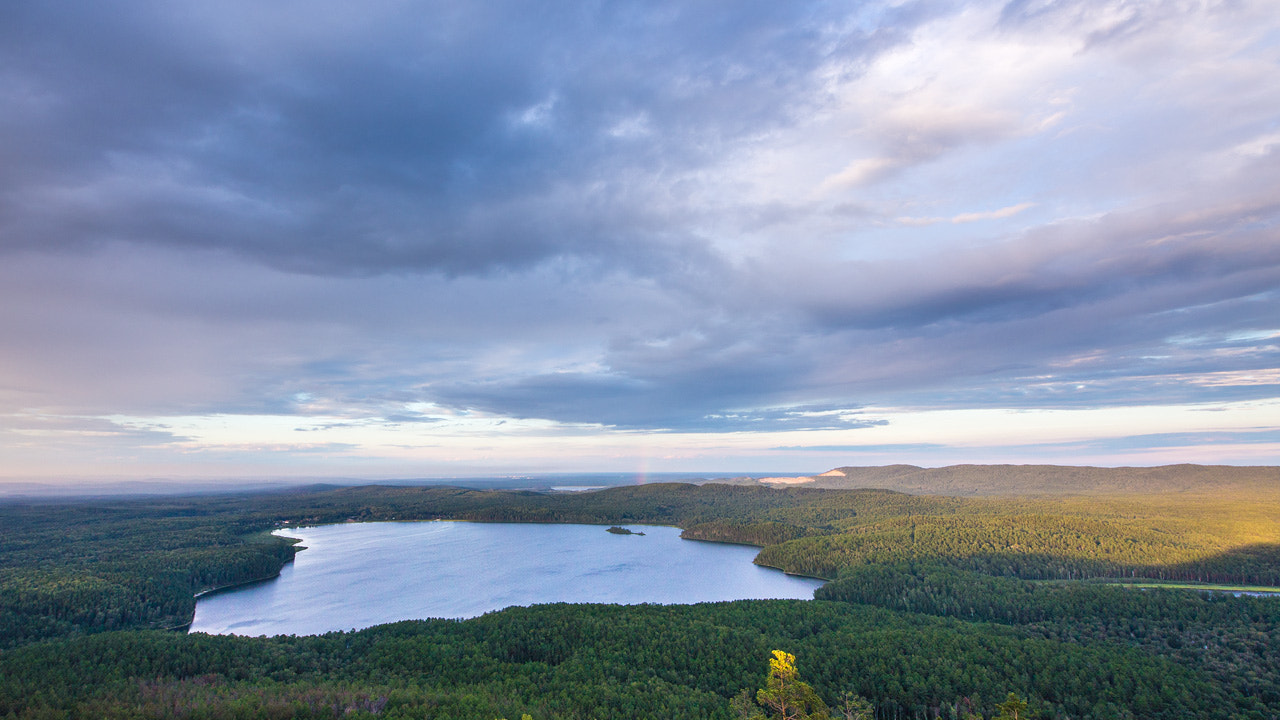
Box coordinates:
[2,0,1279,483]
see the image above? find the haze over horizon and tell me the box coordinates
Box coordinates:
[2,0,1279,483]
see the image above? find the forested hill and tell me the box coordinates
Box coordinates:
[2,471,1280,718]
[731,463,1280,496]
[3,477,1278,648]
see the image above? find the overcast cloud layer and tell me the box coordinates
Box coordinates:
[2,0,1278,479]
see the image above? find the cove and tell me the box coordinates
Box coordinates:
[189,521,825,636]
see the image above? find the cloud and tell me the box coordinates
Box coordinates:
[897,201,1036,226]
[429,366,885,432]
[821,108,1018,189]
[0,0,895,279]
[1,0,1278,474]
[772,443,944,453]
[949,202,1036,223]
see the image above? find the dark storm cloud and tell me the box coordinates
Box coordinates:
[432,369,883,432]
[782,190,1280,332]
[0,0,897,277]
[0,0,1278,456]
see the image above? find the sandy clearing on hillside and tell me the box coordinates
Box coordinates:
[758,476,817,485]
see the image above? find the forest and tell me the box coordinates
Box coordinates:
[1,467,1278,718]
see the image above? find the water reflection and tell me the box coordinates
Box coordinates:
[190,521,824,636]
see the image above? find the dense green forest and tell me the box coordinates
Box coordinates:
[1,470,1278,718]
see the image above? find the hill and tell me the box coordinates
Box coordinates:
[730,463,1280,497]
[3,469,1280,718]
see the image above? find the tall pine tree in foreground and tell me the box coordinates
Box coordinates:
[731,650,829,720]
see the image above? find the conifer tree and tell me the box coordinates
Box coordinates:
[753,650,830,720]
[994,691,1034,719]
[835,690,874,720]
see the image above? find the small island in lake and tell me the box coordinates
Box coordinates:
[607,526,645,536]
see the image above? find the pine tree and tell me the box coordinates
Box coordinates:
[754,650,830,720]
[835,690,874,720]
[994,692,1034,720]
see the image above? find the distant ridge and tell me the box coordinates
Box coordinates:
[725,464,1280,497]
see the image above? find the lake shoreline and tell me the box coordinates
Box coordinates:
[190,520,824,636]
[750,560,832,582]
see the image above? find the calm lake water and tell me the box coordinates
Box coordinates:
[189,522,825,636]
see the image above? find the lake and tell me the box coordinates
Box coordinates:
[189,521,825,636]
